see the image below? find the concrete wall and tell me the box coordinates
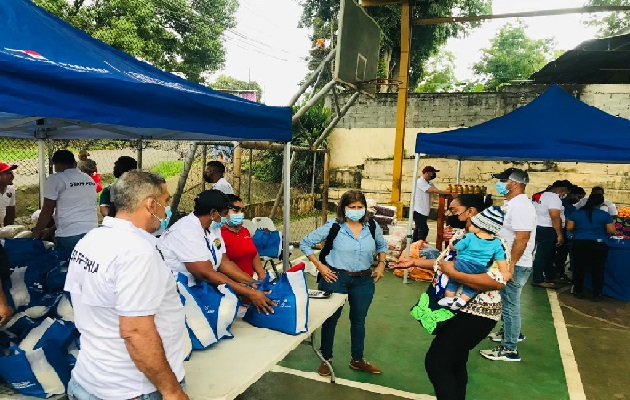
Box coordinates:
[326,84,630,208]
[327,84,630,169]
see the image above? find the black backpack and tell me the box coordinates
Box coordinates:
[318,219,377,265]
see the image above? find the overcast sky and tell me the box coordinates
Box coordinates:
[213,0,601,105]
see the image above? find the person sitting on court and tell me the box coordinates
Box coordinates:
[221,194,266,280]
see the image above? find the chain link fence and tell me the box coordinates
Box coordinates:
[1,138,328,244]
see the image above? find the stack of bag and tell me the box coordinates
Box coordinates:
[0,238,76,398]
[176,262,310,355]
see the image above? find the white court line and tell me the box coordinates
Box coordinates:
[547,289,586,400]
[271,365,436,400]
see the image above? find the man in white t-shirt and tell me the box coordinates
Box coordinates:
[413,166,450,242]
[575,186,618,217]
[481,168,537,363]
[32,150,98,252]
[0,162,17,227]
[531,180,570,288]
[203,161,234,194]
[158,189,275,314]
[65,170,188,400]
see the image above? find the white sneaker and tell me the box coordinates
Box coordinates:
[437,296,455,308]
[449,297,467,311]
[480,345,521,362]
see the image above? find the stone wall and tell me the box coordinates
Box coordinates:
[329,158,630,209]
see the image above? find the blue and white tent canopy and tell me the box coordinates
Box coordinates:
[415,85,630,163]
[0,0,291,141]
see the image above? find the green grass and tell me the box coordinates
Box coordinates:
[149,160,185,179]
[0,147,39,162]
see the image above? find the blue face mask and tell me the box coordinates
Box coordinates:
[152,201,171,232]
[210,215,227,230]
[227,213,245,227]
[345,208,366,221]
[495,181,509,195]
[160,206,172,231]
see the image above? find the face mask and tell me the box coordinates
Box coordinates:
[227,213,244,227]
[150,201,170,232]
[447,214,467,229]
[160,206,172,231]
[210,215,227,230]
[495,181,509,195]
[345,208,366,221]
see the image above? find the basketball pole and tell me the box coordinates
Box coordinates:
[389,0,411,219]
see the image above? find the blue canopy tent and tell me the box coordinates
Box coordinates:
[401,85,630,282]
[0,0,293,266]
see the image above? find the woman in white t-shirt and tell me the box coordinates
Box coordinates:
[157,190,274,314]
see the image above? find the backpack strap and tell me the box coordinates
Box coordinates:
[318,223,341,265]
[368,219,376,240]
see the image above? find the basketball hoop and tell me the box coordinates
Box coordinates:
[358,78,402,93]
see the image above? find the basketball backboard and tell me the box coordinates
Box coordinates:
[334,0,382,97]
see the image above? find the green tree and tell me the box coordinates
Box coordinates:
[253,102,331,185]
[34,0,237,83]
[585,0,630,37]
[210,75,264,102]
[472,21,554,91]
[414,51,460,92]
[298,0,491,91]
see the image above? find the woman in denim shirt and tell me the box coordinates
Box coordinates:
[300,190,387,376]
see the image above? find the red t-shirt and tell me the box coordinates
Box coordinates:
[221,225,258,277]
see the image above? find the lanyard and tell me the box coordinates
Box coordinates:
[204,232,218,265]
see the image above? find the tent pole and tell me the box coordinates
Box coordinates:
[248,149,253,204]
[171,143,198,214]
[233,143,242,196]
[282,142,291,271]
[456,160,462,184]
[404,153,421,284]
[201,145,207,191]
[38,139,46,207]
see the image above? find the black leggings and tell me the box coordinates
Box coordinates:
[425,312,497,400]
[572,239,609,295]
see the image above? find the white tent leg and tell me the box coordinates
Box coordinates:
[404,153,421,284]
[456,160,462,184]
[282,142,291,271]
[38,139,46,207]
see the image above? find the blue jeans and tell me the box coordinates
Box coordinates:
[446,259,488,299]
[68,377,186,400]
[55,234,86,253]
[318,273,375,360]
[500,265,531,351]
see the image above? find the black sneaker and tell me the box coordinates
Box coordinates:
[480,345,521,362]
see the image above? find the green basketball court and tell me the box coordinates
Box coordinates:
[235,267,630,400]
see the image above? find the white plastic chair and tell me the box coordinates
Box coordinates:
[251,217,282,277]
[241,218,257,234]
[252,217,276,231]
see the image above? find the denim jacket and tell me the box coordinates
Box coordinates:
[300,219,387,272]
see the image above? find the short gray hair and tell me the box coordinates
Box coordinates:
[114,170,166,213]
